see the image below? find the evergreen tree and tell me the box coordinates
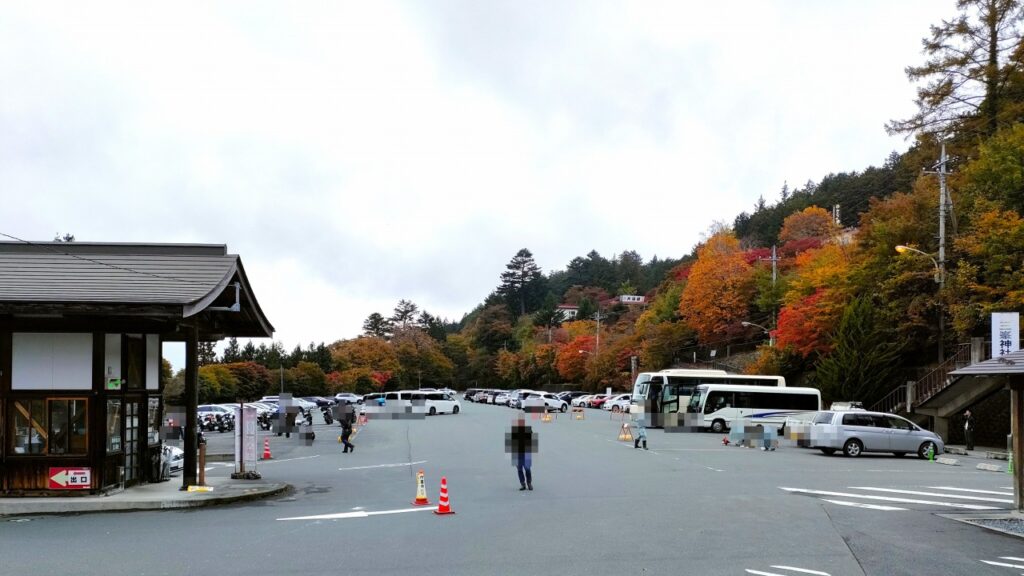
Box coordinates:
[498,248,543,318]
[576,297,598,322]
[815,296,904,407]
[888,0,1024,139]
[391,299,419,329]
[362,312,393,339]
[222,337,241,363]
[239,338,256,360]
[198,342,217,366]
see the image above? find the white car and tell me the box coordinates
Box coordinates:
[523,392,569,413]
[494,391,513,406]
[604,394,632,412]
[425,392,461,415]
[571,395,593,408]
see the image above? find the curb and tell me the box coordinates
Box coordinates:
[0,483,292,518]
[976,463,1004,472]
[938,512,1024,540]
[935,457,959,466]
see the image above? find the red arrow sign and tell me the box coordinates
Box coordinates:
[48,467,91,490]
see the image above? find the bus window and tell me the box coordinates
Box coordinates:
[705,392,732,414]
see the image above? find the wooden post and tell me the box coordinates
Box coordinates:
[1011,376,1023,513]
[182,324,198,489]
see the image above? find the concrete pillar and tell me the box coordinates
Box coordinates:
[932,415,949,443]
[971,337,984,364]
[906,381,915,413]
[1011,376,1023,513]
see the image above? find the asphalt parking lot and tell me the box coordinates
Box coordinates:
[3,401,1021,576]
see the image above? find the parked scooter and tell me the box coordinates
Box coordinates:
[321,405,334,425]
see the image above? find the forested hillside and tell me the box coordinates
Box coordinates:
[176,1,1024,408]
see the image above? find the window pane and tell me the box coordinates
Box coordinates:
[69,400,88,454]
[11,400,46,454]
[107,399,122,453]
[49,400,70,454]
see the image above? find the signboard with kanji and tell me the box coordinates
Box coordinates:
[48,467,91,490]
[992,312,1021,358]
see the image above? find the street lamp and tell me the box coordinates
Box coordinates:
[895,245,941,283]
[895,244,944,362]
[741,321,774,347]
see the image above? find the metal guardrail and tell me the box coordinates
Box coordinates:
[871,386,908,414]
[912,343,972,407]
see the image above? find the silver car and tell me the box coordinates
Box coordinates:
[810,410,943,459]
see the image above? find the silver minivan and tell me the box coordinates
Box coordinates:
[811,410,944,459]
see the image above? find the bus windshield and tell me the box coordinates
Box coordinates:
[686,388,705,413]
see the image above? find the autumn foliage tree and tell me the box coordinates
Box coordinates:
[555,335,595,383]
[679,231,755,344]
[777,206,839,246]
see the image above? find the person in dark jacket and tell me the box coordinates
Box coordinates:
[964,409,975,451]
[340,418,354,453]
[506,415,537,490]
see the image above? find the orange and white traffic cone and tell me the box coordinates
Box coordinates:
[412,469,431,506]
[262,438,272,459]
[435,476,454,515]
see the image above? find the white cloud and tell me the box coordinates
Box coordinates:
[1,0,953,353]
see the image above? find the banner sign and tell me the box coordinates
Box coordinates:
[992,312,1021,358]
[48,467,91,490]
[235,405,258,469]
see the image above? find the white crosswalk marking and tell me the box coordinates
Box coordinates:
[779,487,1000,510]
[999,557,1024,562]
[926,486,1014,496]
[849,486,1014,504]
[821,499,906,511]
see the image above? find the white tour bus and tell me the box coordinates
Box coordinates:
[685,384,821,433]
[630,369,786,427]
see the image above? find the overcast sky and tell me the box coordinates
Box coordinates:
[0,1,953,369]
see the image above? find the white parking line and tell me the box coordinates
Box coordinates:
[338,460,427,471]
[926,486,1014,496]
[779,487,1001,510]
[849,486,1013,504]
[981,559,1024,569]
[770,566,831,575]
[745,570,788,576]
[260,455,321,465]
[277,506,437,521]
[821,499,906,511]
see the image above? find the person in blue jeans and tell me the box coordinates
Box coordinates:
[506,415,537,491]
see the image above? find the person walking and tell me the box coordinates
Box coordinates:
[964,409,975,451]
[340,417,354,453]
[506,415,537,491]
[633,419,648,450]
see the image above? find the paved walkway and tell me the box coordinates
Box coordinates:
[0,476,289,517]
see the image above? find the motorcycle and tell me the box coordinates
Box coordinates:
[257,411,272,431]
[321,405,334,425]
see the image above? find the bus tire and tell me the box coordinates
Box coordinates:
[710,419,726,434]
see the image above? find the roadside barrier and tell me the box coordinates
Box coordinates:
[572,407,585,420]
[435,476,454,515]
[412,469,431,506]
[542,412,553,423]
[262,438,272,460]
[617,422,633,442]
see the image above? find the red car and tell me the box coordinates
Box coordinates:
[588,394,612,409]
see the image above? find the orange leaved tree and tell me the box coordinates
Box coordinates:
[679,231,755,344]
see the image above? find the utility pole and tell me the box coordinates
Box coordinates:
[759,245,781,333]
[923,142,950,363]
[593,310,604,356]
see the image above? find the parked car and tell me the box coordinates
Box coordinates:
[810,410,944,459]
[523,391,569,413]
[509,389,532,409]
[604,394,632,412]
[588,394,612,409]
[558,391,588,403]
[425,392,461,415]
[334,393,362,405]
[162,444,184,474]
[571,395,593,408]
[464,388,481,401]
[494,391,513,406]
[472,390,491,403]
[303,396,337,407]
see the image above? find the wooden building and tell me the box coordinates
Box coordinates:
[0,241,273,494]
